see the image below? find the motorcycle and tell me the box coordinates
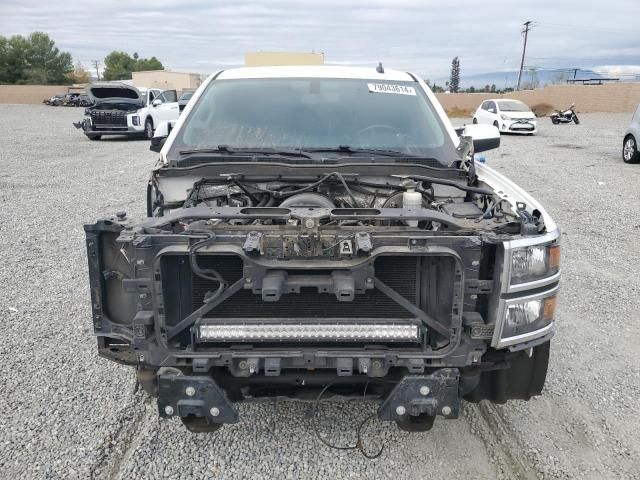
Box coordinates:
[550,104,580,124]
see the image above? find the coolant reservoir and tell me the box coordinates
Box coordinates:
[402,190,422,227]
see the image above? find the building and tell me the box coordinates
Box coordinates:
[131,69,204,93]
[244,52,324,67]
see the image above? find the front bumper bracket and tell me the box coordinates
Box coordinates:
[157,372,239,424]
[377,368,460,420]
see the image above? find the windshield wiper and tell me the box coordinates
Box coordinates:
[303,146,418,157]
[179,145,313,159]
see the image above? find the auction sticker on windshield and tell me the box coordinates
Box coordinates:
[368,83,416,95]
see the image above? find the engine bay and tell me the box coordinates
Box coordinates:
[150,170,538,235]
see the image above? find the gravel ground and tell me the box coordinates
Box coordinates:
[0,105,639,480]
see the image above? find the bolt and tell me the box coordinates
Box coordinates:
[471,260,480,267]
[238,360,248,370]
[138,354,144,362]
[210,407,220,417]
[366,278,373,283]
[419,386,430,396]
[411,239,417,245]
[442,406,452,416]
[470,294,478,300]
[305,218,315,229]
[372,360,383,369]
[395,405,406,416]
[164,405,174,416]
[185,386,196,397]
[245,278,252,283]
[136,259,145,266]
[139,293,148,300]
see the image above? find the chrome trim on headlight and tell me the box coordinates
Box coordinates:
[491,285,559,349]
[502,230,561,293]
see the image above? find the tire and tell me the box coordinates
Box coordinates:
[396,414,436,432]
[181,415,223,433]
[145,118,154,140]
[551,117,559,125]
[573,115,580,124]
[88,135,102,141]
[472,118,478,124]
[623,135,640,164]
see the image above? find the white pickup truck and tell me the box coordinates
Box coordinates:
[73,83,181,140]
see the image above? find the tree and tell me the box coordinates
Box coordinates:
[449,57,460,93]
[490,84,496,93]
[66,61,90,83]
[0,32,72,84]
[102,51,164,80]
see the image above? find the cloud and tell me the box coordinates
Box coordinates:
[1,0,639,81]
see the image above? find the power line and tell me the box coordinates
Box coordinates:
[517,20,534,91]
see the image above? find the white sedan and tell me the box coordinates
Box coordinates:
[473,99,537,135]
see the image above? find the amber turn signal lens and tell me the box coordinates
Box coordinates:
[542,295,557,321]
[548,245,561,271]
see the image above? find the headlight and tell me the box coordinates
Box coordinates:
[510,244,560,285]
[498,290,557,346]
[500,113,510,120]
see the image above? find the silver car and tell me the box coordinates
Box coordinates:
[623,105,640,163]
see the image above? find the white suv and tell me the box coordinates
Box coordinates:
[74,83,180,140]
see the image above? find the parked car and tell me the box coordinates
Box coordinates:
[63,92,82,106]
[43,94,65,106]
[77,94,93,107]
[473,99,537,135]
[622,104,640,164]
[72,83,179,140]
[85,66,559,434]
[178,90,194,112]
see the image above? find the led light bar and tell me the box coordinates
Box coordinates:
[197,323,420,342]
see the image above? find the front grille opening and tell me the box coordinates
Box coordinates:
[159,254,457,348]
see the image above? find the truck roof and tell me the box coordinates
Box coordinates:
[216,65,415,82]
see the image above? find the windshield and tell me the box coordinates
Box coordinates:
[169,78,456,164]
[497,100,531,112]
[180,91,193,101]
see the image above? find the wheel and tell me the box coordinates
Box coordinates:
[88,135,102,141]
[472,118,478,124]
[396,413,436,432]
[181,415,223,433]
[573,115,580,124]
[551,117,559,125]
[623,135,640,164]
[145,118,154,140]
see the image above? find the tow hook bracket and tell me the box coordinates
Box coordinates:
[377,368,460,420]
[157,373,238,424]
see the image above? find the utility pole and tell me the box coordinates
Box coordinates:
[516,21,533,90]
[92,60,100,81]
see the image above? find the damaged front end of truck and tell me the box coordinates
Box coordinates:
[84,68,560,433]
[85,160,559,433]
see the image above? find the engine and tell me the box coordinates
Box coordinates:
[176,173,511,230]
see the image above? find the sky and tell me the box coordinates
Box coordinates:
[1,0,639,85]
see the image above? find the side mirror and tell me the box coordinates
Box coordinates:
[152,99,162,107]
[150,136,166,152]
[462,124,500,153]
[149,121,173,152]
[488,108,496,114]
